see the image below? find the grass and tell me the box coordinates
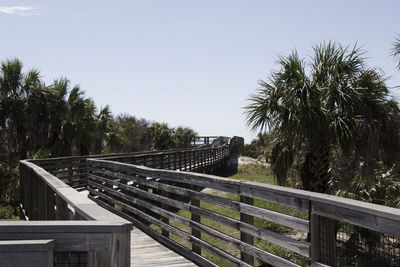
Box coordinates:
[0,205,21,221]
[0,217,20,221]
[229,162,275,184]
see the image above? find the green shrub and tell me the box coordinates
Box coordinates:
[0,205,14,219]
[0,164,19,206]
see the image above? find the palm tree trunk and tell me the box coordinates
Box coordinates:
[300,142,332,193]
[302,142,337,266]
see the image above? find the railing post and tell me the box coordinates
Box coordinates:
[184,151,187,171]
[38,179,45,220]
[191,185,201,255]
[310,213,320,264]
[174,152,177,170]
[46,185,56,220]
[240,194,254,265]
[56,195,69,220]
[161,189,170,238]
[19,162,28,219]
[310,205,337,266]
[179,152,182,170]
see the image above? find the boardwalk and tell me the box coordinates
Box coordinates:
[131,228,197,267]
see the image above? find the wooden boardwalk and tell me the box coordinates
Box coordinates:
[131,227,197,267]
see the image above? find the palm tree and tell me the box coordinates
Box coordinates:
[93,105,113,154]
[174,127,198,148]
[0,59,43,163]
[245,42,400,193]
[393,35,400,70]
[151,122,175,150]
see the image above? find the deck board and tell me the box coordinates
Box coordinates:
[131,227,197,267]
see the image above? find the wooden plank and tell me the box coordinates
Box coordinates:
[0,232,112,252]
[0,221,133,233]
[240,222,310,257]
[240,195,254,265]
[190,185,201,255]
[239,202,309,232]
[312,202,400,238]
[240,183,310,211]
[310,213,320,263]
[88,159,241,194]
[240,242,301,267]
[88,170,239,211]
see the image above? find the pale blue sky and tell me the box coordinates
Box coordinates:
[1,0,399,143]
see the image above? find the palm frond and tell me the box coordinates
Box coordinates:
[392,35,400,70]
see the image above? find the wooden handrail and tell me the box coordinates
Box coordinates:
[9,135,397,266]
[85,158,400,267]
[0,160,133,267]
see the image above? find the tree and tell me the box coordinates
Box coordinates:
[109,114,153,153]
[0,59,43,164]
[151,122,175,150]
[393,35,400,70]
[61,84,96,156]
[93,105,113,154]
[245,42,400,193]
[174,127,198,148]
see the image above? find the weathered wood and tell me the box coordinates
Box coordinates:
[240,195,254,265]
[130,228,196,267]
[240,242,301,267]
[89,179,310,257]
[0,240,55,267]
[190,185,201,255]
[241,183,310,211]
[88,170,239,210]
[241,221,310,257]
[312,201,400,237]
[45,185,56,220]
[89,159,240,193]
[91,190,245,267]
[90,194,217,267]
[310,213,320,263]
[19,138,400,267]
[239,202,309,232]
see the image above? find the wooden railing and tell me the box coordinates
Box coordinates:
[33,143,231,191]
[5,135,400,266]
[0,137,236,267]
[0,160,133,267]
[192,136,230,147]
[85,159,400,267]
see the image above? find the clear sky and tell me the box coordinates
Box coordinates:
[1,0,399,143]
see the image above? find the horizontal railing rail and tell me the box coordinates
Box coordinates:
[85,158,400,267]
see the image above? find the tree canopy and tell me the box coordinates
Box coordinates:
[245,42,400,193]
[0,58,199,167]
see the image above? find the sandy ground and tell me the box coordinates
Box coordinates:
[238,156,269,166]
